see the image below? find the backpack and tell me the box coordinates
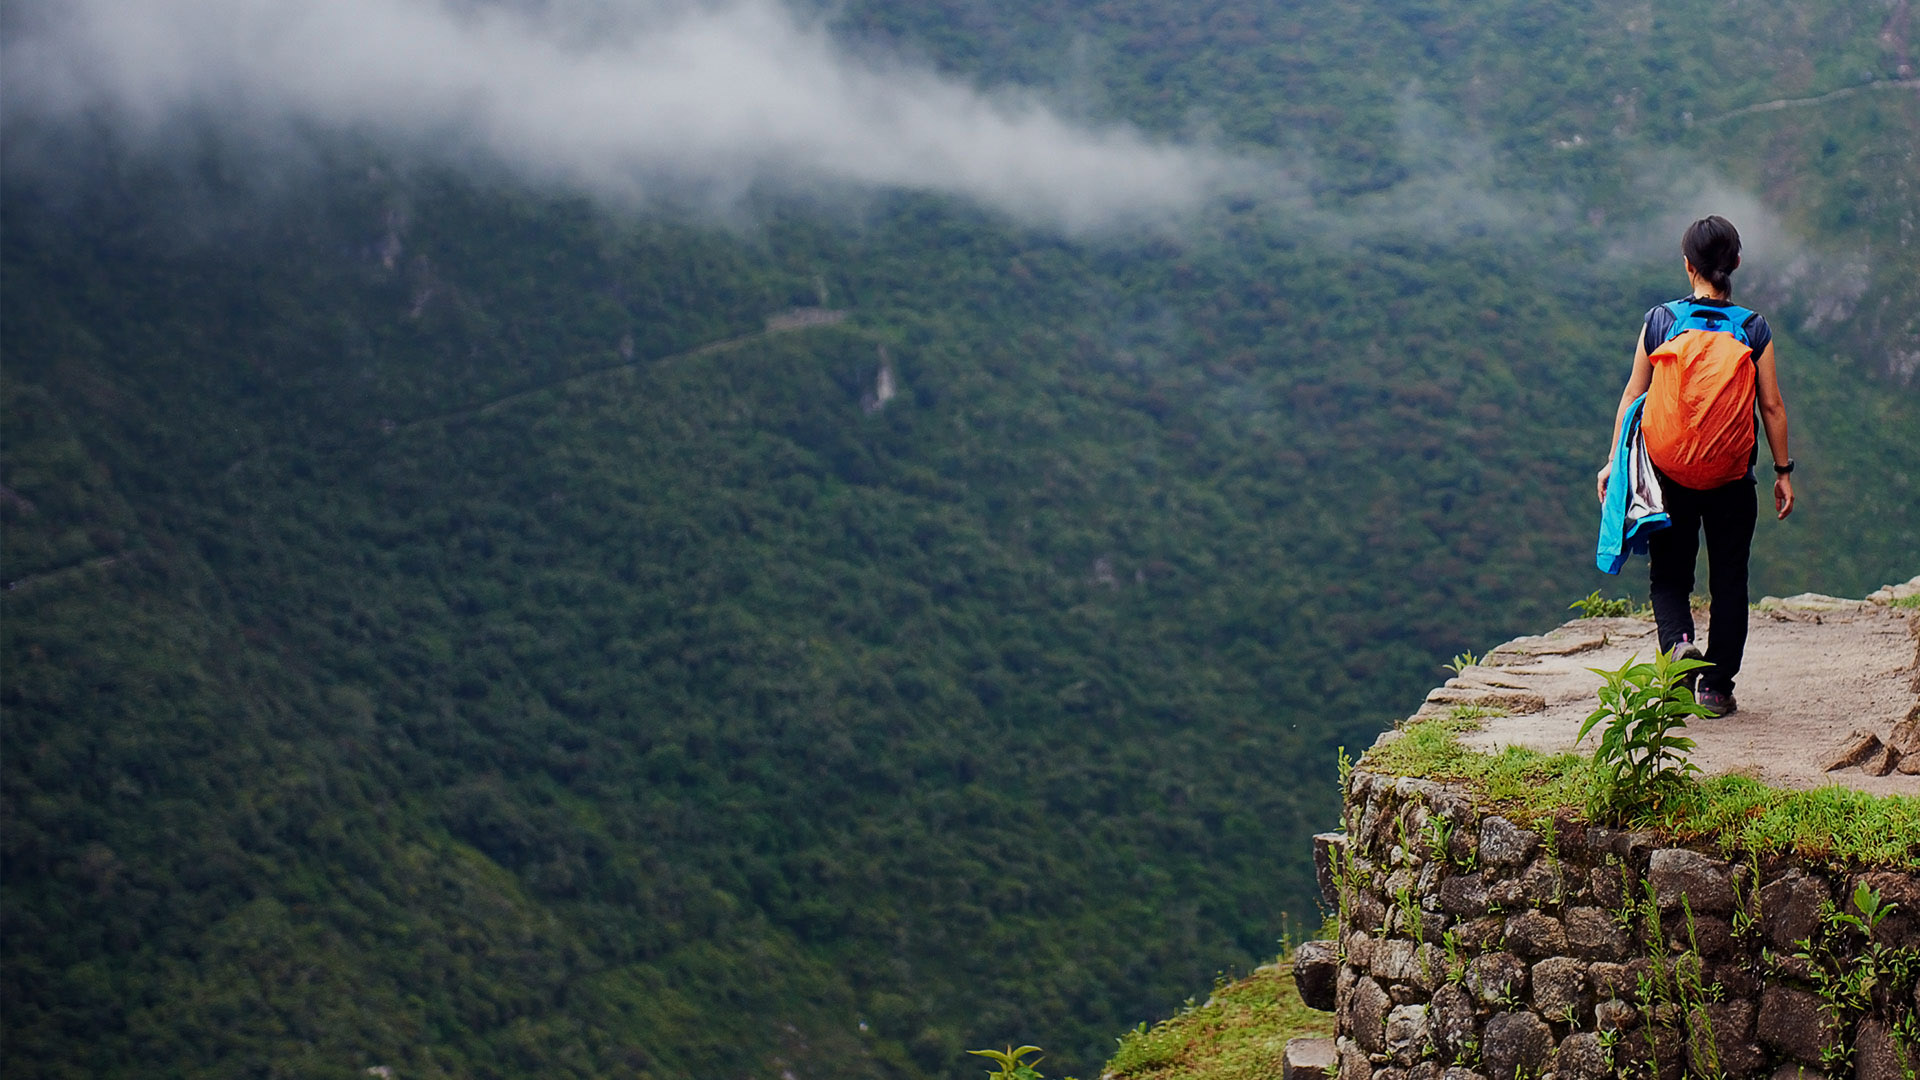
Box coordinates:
[1640,298,1759,489]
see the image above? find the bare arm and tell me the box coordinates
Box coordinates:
[1754,341,1794,519]
[1597,334,1655,502]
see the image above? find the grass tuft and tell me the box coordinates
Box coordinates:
[1102,961,1332,1080]
[1362,716,1920,869]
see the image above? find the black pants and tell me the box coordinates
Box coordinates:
[1646,470,1757,694]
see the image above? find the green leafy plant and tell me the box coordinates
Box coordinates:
[1792,882,1919,1074]
[1443,650,1480,674]
[1730,853,1761,941]
[1570,591,1634,618]
[970,1046,1047,1080]
[1577,649,1711,818]
[1832,879,1897,939]
[1441,928,1466,984]
[1394,884,1421,941]
[1424,816,1453,865]
[1570,590,1656,618]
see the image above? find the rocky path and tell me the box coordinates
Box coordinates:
[1412,579,1920,797]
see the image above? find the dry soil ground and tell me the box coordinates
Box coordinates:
[1412,587,1920,797]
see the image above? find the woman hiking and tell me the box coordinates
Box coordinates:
[1596,215,1795,716]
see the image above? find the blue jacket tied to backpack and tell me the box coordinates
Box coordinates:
[1597,392,1670,574]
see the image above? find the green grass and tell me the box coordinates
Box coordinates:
[1891,594,1920,610]
[1102,962,1333,1080]
[1364,717,1920,869]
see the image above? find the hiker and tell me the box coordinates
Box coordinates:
[1595,215,1795,716]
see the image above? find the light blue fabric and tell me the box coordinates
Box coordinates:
[1597,393,1670,574]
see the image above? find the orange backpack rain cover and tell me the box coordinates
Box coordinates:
[1641,302,1758,490]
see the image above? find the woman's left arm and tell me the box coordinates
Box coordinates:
[1754,342,1794,519]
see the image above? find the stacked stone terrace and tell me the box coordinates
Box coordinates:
[1282,579,1920,1080]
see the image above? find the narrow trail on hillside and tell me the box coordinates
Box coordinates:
[2,312,866,599]
[1707,77,1920,121]
[216,309,852,479]
[391,308,850,436]
[2,554,126,596]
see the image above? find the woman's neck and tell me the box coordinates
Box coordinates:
[1687,276,1728,301]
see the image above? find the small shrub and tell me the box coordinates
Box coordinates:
[969,1046,1047,1080]
[1570,590,1633,618]
[1577,648,1710,819]
[1569,590,1653,619]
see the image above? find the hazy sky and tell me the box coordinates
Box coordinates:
[3,0,1234,230]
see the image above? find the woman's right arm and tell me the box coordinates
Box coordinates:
[1597,335,1655,503]
[1754,341,1794,519]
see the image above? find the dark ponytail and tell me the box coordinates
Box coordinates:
[1682,215,1741,297]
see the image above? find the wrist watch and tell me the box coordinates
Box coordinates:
[1773,458,1795,475]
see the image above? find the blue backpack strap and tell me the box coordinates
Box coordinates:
[1663,300,1757,347]
[1655,300,1689,345]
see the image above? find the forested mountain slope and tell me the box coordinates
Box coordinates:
[3,2,1917,1078]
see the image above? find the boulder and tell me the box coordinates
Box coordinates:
[1530,956,1591,1022]
[1282,1037,1336,1080]
[1427,982,1478,1058]
[1489,858,1563,909]
[1503,911,1567,958]
[1464,951,1528,1007]
[1552,1032,1612,1080]
[1595,998,1639,1033]
[1889,721,1920,774]
[1686,1001,1763,1076]
[1588,962,1635,999]
[1313,832,1347,908]
[1481,1011,1553,1080]
[1479,816,1540,867]
[1439,870,1489,918]
[1293,940,1339,1012]
[1823,729,1883,772]
[1855,1020,1908,1080]
[1761,869,1830,952]
[1757,985,1838,1066]
[1863,744,1898,776]
[1648,848,1735,914]
[1336,1037,1371,1080]
[1373,938,1420,983]
[1385,1004,1428,1066]
[1565,906,1632,961]
[1344,976,1390,1056]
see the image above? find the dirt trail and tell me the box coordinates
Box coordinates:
[396,308,849,435]
[1708,77,1920,120]
[1412,583,1920,797]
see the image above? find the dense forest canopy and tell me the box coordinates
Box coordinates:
[3,1,1916,1077]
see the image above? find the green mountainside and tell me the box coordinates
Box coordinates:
[4,2,1917,1078]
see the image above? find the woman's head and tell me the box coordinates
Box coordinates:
[1682,215,1741,296]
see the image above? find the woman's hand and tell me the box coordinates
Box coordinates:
[1774,474,1795,519]
[1596,461,1613,504]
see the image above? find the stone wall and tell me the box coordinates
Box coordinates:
[1289,769,1920,1080]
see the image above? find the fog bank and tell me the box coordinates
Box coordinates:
[2,0,1230,230]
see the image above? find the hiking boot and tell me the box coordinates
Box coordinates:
[1674,638,1706,699]
[1696,687,1737,717]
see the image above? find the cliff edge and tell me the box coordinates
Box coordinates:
[1421,577,1920,797]
[1282,578,1920,1080]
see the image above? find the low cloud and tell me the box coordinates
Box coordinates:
[2,0,1230,231]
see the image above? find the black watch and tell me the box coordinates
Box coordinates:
[1773,458,1795,475]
